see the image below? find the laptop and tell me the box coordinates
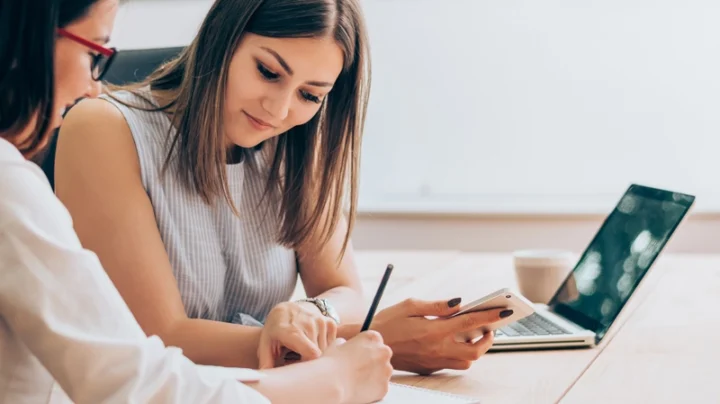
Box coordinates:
[489,184,695,351]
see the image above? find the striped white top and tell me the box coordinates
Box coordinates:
[102,90,298,325]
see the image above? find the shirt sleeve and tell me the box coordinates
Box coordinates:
[0,159,270,404]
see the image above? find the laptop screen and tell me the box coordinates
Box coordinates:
[548,184,694,343]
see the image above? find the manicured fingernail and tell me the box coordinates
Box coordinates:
[500,309,514,318]
[284,351,301,360]
[448,298,462,308]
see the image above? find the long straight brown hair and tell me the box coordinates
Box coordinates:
[115,0,370,259]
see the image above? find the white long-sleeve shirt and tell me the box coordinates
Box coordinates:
[0,137,271,404]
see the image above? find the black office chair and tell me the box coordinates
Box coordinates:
[36,46,184,188]
[102,47,184,86]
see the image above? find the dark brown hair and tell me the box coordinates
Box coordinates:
[0,0,102,158]
[117,0,371,259]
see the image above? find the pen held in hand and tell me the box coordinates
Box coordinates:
[360,264,394,332]
[283,264,393,363]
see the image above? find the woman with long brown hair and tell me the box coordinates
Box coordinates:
[55,0,509,374]
[0,0,393,402]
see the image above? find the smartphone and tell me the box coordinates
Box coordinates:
[450,287,535,342]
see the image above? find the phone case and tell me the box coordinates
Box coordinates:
[451,288,535,342]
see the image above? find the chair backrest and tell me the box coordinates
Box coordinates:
[102,47,185,86]
[37,46,184,188]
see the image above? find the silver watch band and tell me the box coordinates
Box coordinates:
[296,297,340,324]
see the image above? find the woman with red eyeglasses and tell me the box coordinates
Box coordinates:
[0,0,393,403]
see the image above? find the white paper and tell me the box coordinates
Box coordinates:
[377,383,480,403]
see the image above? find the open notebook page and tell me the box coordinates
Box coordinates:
[377,382,481,403]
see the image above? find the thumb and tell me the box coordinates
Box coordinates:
[257,337,275,370]
[400,297,463,317]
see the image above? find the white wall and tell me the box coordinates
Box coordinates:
[112,0,213,49]
[352,213,720,254]
[359,0,720,215]
[112,0,720,216]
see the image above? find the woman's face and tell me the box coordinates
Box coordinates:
[223,34,345,148]
[52,0,119,130]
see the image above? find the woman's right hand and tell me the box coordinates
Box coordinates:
[369,298,511,375]
[250,331,393,404]
[323,331,394,404]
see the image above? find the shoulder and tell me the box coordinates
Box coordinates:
[60,89,160,142]
[0,146,76,239]
[60,96,130,141]
[57,97,139,172]
[54,97,145,198]
[0,139,51,201]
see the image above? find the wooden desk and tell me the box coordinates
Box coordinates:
[353,250,718,404]
[560,254,720,403]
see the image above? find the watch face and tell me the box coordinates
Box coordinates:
[320,299,340,323]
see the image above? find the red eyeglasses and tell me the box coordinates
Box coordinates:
[57,28,117,81]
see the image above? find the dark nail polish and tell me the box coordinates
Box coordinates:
[500,309,514,318]
[448,298,462,308]
[284,351,301,361]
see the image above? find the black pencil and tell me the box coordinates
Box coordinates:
[360,264,394,332]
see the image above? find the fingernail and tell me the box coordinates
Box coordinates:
[500,309,514,318]
[448,298,462,308]
[285,352,301,360]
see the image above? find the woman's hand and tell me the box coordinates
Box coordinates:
[253,331,393,404]
[323,332,394,404]
[258,301,338,369]
[370,298,512,375]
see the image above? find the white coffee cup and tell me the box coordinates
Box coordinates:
[512,249,575,304]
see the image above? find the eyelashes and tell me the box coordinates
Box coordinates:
[300,91,321,104]
[257,62,279,80]
[255,61,323,104]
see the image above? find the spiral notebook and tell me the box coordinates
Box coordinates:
[378,382,481,403]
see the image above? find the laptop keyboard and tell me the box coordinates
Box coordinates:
[496,313,571,337]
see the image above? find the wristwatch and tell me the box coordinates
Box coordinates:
[296,297,340,324]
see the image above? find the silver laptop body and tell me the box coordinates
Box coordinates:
[490,184,694,351]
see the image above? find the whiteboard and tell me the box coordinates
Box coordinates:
[358,0,720,214]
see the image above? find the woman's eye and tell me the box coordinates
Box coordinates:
[301,91,322,104]
[257,63,279,80]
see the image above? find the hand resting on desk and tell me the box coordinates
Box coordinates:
[262,297,510,376]
[258,301,338,369]
[368,298,510,375]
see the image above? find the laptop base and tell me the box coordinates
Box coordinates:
[489,339,595,352]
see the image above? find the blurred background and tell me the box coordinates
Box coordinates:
[110,0,720,254]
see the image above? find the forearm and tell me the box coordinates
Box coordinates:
[165,318,263,369]
[298,215,367,324]
[250,358,344,404]
[311,285,366,324]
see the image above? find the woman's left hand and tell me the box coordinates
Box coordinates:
[258,301,338,369]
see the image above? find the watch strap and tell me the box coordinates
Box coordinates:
[296,297,340,324]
